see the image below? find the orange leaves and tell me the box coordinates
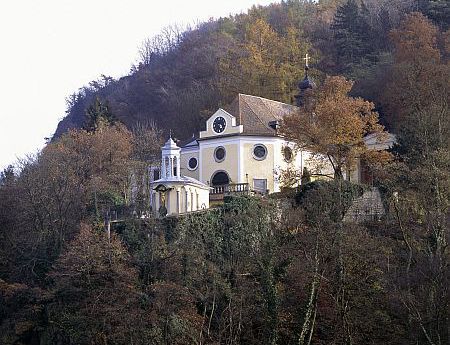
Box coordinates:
[383,12,448,130]
[389,12,441,65]
[282,75,387,177]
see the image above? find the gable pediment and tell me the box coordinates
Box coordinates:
[199,109,243,139]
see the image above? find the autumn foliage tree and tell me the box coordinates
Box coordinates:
[282,75,388,179]
[382,12,448,133]
[0,123,133,285]
[219,18,310,104]
[44,223,150,344]
[378,12,450,345]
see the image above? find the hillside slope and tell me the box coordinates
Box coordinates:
[53,0,445,140]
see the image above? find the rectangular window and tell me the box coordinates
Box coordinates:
[253,179,267,194]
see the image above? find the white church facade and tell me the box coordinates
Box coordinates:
[178,94,317,195]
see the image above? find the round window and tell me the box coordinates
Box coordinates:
[188,157,198,170]
[253,144,267,160]
[214,146,226,162]
[283,146,293,162]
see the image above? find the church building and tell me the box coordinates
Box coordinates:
[178,93,316,195]
[176,55,326,197]
[150,93,312,217]
[150,57,393,217]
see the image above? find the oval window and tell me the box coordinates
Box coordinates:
[188,157,198,170]
[283,146,293,162]
[253,144,267,160]
[214,146,226,162]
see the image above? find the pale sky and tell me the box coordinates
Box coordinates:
[0,0,275,170]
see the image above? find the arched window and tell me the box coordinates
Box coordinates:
[165,157,170,177]
[211,171,230,186]
[283,146,293,162]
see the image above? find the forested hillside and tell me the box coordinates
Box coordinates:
[1,0,449,344]
[54,0,448,140]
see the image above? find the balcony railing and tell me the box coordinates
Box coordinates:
[211,183,250,195]
[210,183,268,202]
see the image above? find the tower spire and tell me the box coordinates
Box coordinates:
[294,53,316,107]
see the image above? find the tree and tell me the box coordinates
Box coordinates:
[331,0,374,73]
[282,75,388,179]
[419,0,450,30]
[84,96,116,132]
[281,180,398,345]
[378,13,450,344]
[44,223,150,344]
[0,165,15,186]
[382,12,448,135]
[0,279,47,345]
[219,18,310,104]
[0,124,133,285]
[131,122,163,215]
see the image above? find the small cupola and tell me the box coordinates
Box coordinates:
[161,134,181,179]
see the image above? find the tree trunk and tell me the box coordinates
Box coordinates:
[299,240,321,345]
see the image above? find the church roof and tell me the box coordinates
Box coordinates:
[225,94,298,136]
[177,135,198,148]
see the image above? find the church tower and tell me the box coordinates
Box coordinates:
[161,135,181,179]
[295,53,316,107]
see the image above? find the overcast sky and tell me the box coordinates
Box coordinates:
[0,0,275,170]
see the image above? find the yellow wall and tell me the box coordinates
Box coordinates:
[198,138,303,193]
[180,151,199,180]
[242,143,275,192]
[201,143,239,185]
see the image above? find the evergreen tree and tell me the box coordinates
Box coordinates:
[331,0,374,73]
[0,165,15,186]
[84,96,116,132]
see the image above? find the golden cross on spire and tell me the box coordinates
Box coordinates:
[303,53,310,67]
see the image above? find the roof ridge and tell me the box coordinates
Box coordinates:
[238,93,298,108]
